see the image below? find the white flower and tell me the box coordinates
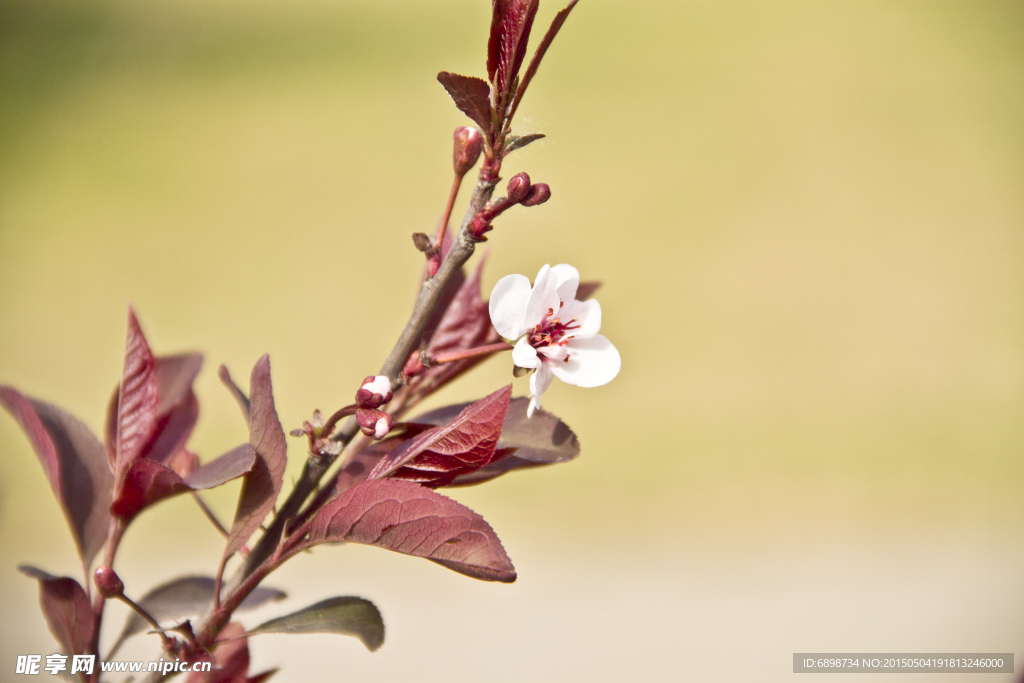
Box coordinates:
[489,264,621,417]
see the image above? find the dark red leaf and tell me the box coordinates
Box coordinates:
[436,72,493,135]
[369,385,511,484]
[154,353,203,413]
[106,353,204,467]
[187,622,249,683]
[575,280,601,301]
[488,0,539,99]
[185,444,257,490]
[222,355,287,561]
[109,444,254,522]
[247,670,278,683]
[413,396,580,487]
[307,479,515,582]
[143,390,199,465]
[114,308,160,475]
[18,566,94,657]
[510,0,579,119]
[110,459,190,520]
[0,388,112,566]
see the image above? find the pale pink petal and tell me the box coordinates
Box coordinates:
[525,264,560,328]
[512,337,541,368]
[537,344,568,361]
[527,364,555,417]
[560,299,601,339]
[550,335,621,388]
[361,376,392,396]
[550,264,580,304]
[489,274,533,340]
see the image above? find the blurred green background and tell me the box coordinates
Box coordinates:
[1,0,1022,680]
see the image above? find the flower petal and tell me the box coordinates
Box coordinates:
[512,337,541,368]
[527,364,555,417]
[560,299,601,339]
[550,264,580,304]
[489,274,533,339]
[537,344,567,361]
[525,264,560,328]
[550,335,621,388]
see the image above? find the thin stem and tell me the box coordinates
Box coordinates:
[433,173,464,249]
[431,342,511,365]
[116,594,172,648]
[190,492,233,543]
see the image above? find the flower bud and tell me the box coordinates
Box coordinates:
[520,182,551,207]
[94,566,124,598]
[453,126,484,176]
[357,408,393,440]
[411,232,433,253]
[506,172,531,204]
[403,351,425,378]
[355,375,393,409]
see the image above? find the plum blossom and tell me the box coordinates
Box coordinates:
[489,264,620,417]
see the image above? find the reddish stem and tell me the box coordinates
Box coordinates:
[431,342,512,365]
[433,173,464,253]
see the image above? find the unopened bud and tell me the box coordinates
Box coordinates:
[470,212,492,240]
[506,172,531,204]
[453,126,484,176]
[411,232,433,253]
[427,253,442,278]
[403,351,425,378]
[355,375,393,409]
[357,408,393,440]
[94,566,124,598]
[520,182,551,207]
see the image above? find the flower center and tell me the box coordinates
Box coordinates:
[528,307,580,362]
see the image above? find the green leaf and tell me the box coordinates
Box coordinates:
[247,597,385,652]
[503,133,545,157]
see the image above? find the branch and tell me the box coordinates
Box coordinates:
[233,171,499,586]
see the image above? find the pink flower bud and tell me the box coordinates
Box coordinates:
[453,126,484,176]
[355,375,393,409]
[506,172,531,204]
[94,566,124,598]
[403,351,425,378]
[470,212,492,240]
[520,182,551,207]
[357,408,393,440]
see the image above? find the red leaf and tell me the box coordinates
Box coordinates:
[222,355,287,561]
[369,385,511,484]
[185,444,257,490]
[113,308,160,475]
[187,622,249,683]
[0,388,112,566]
[110,459,190,520]
[106,353,204,467]
[488,0,539,99]
[308,479,515,582]
[510,0,579,117]
[18,566,94,657]
[437,72,493,135]
[412,396,580,487]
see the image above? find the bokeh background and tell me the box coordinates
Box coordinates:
[1,0,1022,680]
